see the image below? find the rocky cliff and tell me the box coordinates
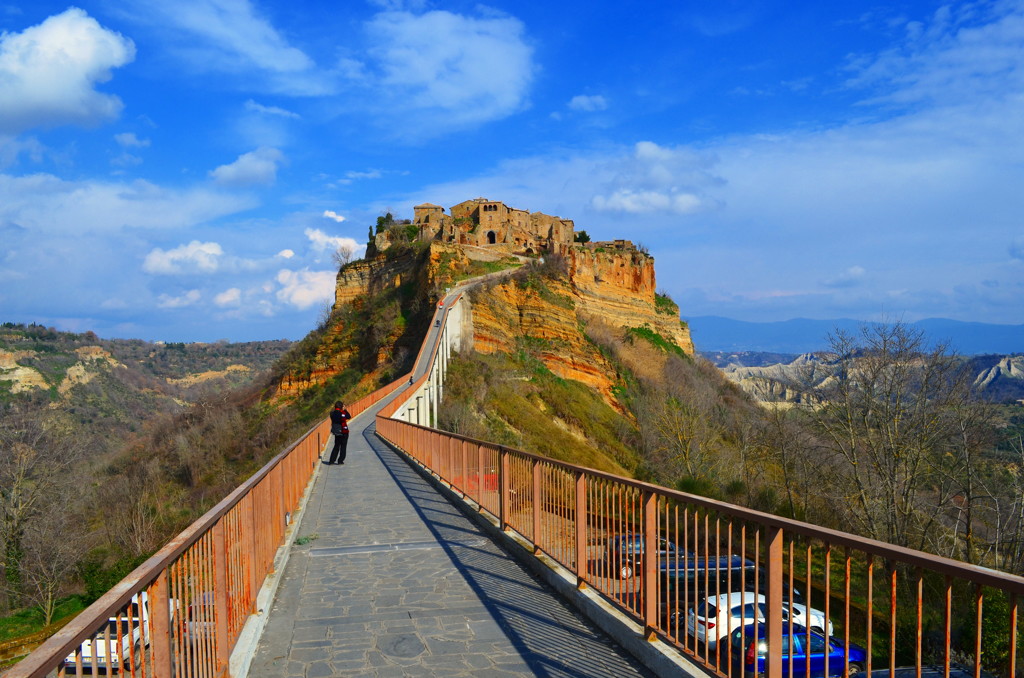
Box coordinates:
[275,223,694,411]
[468,244,693,405]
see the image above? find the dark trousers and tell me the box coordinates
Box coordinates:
[328,433,349,464]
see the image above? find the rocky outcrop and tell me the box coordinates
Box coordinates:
[974,356,1024,389]
[275,206,695,408]
[569,244,693,355]
[470,278,617,397]
[468,244,694,405]
[0,350,48,393]
[333,253,423,308]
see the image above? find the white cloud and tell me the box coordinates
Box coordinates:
[214,287,241,306]
[346,169,382,180]
[111,152,142,167]
[157,289,201,308]
[323,210,346,223]
[590,141,723,215]
[0,135,44,169]
[210,147,284,186]
[822,266,867,289]
[845,2,1024,108]
[568,95,608,112]
[304,228,360,255]
[592,189,703,214]
[143,240,224,274]
[119,0,325,95]
[244,99,300,119]
[277,249,295,259]
[114,132,149,147]
[0,173,257,233]
[275,268,334,309]
[362,9,533,133]
[0,8,135,134]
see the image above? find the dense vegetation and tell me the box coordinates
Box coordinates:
[437,263,1024,667]
[0,247,438,646]
[3,233,1022,667]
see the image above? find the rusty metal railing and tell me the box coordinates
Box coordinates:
[375,418,1024,678]
[6,373,412,678]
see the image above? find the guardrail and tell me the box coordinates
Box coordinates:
[15,273,1022,678]
[4,374,411,678]
[374,418,1024,678]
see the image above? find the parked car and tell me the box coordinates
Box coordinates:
[719,622,866,678]
[685,591,833,648]
[851,666,996,678]
[63,593,150,674]
[183,591,216,645]
[605,534,681,579]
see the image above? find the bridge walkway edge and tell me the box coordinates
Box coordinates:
[237,385,671,677]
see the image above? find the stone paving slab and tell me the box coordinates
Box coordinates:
[247,394,656,678]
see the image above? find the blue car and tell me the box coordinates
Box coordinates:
[719,623,867,678]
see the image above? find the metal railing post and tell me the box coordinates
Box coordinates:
[213,520,230,674]
[532,460,542,554]
[766,525,784,678]
[500,447,511,531]
[575,471,587,590]
[150,571,172,677]
[478,444,485,512]
[642,490,658,640]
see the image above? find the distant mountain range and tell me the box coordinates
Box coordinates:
[687,316,1024,355]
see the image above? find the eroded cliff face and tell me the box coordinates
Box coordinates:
[569,246,693,356]
[274,239,693,408]
[275,244,459,399]
[469,245,693,405]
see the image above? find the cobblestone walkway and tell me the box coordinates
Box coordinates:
[247,394,655,678]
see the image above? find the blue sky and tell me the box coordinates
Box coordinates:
[1,0,1022,342]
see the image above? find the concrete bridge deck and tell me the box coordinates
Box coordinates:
[246,392,657,678]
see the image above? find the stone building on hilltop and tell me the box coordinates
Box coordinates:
[413,198,575,255]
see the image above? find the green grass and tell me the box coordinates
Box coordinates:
[439,351,638,475]
[626,325,686,357]
[0,596,88,643]
[654,292,679,316]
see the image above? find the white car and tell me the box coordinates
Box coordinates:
[686,591,834,648]
[63,593,150,674]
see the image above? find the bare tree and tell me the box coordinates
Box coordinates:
[21,496,87,625]
[93,460,163,558]
[0,409,81,610]
[753,404,821,521]
[797,322,968,550]
[932,396,1000,564]
[332,243,356,268]
[629,356,727,485]
[998,435,1024,575]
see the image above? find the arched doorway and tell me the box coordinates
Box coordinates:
[487,231,497,244]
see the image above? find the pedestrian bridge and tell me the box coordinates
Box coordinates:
[10,289,1024,678]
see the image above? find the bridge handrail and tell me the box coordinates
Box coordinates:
[374,418,1024,678]
[7,374,413,677]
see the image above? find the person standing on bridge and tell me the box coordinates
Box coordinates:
[327,401,351,464]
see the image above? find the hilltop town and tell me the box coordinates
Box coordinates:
[372,196,637,259]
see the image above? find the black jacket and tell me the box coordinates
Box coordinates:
[330,407,351,435]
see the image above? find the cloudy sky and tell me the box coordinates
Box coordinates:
[1,0,1022,342]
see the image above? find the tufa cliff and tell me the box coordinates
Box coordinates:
[469,242,692,405]
[274,198,692,412]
